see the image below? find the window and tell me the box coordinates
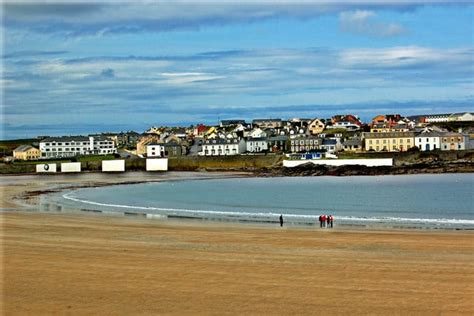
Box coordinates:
[407,139,410,143]
[65,142,69,145]
[426,138,429,142]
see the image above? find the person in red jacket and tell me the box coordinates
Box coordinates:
[321,214,327,228]
[329,215,334,228]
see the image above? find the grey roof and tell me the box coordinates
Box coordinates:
[221,119,246,125]
[343,138,362,146]
[268,135,288,141]
[247,137,268,142]
[252,118,282,122]
[204,138,242,145]
[363,132,415,139]
[41,136,90,142]
[14,145,35,152]
[425,113,451,117]
[415,131,444,137]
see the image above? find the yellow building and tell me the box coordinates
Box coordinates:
[13,145,41,160]
[363,132,415,152]
[308,119,325,135]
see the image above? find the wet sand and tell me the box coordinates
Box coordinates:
[1,172,474,314]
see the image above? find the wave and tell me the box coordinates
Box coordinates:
[62,193,474,226]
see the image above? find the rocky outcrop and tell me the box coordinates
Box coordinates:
[256,161,474,177]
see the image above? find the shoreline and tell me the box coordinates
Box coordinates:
[2,172,474,314]
[1,171,473,231]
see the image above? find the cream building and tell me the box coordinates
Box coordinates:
[13,145,41,160]
[363,132,415,152]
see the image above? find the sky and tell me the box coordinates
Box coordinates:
[2,1,474,139]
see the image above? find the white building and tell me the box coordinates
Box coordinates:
[424,113,451,123]
[415,132,442,151]
[450,112,474,122]
[40,136,116,159]
[200,138,246,156]
[146,143,165,157]
[326,121,361,130]
[248,128,267,139]
[246,138,268,153]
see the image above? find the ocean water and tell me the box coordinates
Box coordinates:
[50,174,474,229]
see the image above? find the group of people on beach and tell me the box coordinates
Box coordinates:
[278,214,334,228]
[319,214,334,228]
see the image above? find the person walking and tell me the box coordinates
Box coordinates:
[329,214,334,228]
[321,214,327,228]
[319,215,323,228]
[279,214,284,227]
[326,214,330,227]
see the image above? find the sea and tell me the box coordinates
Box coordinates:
[43,174,474,230]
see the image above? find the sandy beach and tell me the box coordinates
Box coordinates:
[2,172,474,315]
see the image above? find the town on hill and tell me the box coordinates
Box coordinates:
[4,112,474,164]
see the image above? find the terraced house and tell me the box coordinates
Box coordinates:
[200,138,246,156]
[363,132,415,152]
[289,135,322,153]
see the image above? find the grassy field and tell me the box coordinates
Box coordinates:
[1,151,472,174]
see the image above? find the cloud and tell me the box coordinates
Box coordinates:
[100,68,115,78]
[3,1,468,37]
[339,10,406,37]
[2,50,68,59]
[339,46,474,69]
[2,46,473,138]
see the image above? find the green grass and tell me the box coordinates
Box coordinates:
[76,154,116,162]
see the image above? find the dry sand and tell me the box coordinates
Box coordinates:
[1,173,474,315]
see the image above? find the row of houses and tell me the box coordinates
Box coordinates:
[11,112,473,160]
[189,130,469,157]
